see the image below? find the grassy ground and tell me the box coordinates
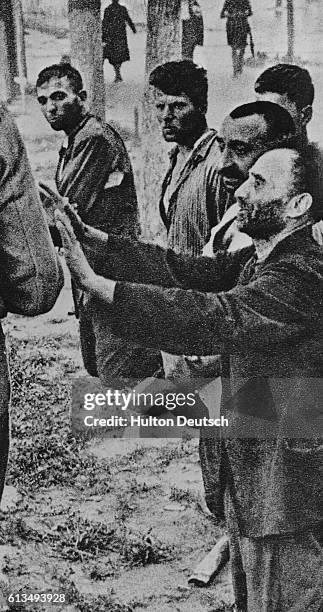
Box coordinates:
[0,312,233,612]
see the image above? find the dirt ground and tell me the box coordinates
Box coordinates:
[1,307,232,612]
[1,3,323,609]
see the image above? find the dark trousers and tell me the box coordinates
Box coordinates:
[231,46,246,76]
[0,325,10,503]
[228,509,323,612]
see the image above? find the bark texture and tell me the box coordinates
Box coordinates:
[140,0,181,241]
[68,0,105,120]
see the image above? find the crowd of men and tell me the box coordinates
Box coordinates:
[0,58,322,612]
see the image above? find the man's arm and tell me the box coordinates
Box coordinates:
[0,107,63,315]
[124,7,136,33]
[107,261,317,356]
[60,206,251,292]
[58,134,123,214]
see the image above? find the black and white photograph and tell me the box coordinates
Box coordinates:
[0,0,322,610]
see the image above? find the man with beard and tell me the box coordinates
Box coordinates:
[36,62,160,382]
[56,144,322,612]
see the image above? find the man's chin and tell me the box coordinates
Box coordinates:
[47,120,63,131]
[162,129,177,142]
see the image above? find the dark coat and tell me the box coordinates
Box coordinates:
[102,3,136,66]
[56,114,160,380]
[221,0,252,48]
[86,227,323,538]
[0,103,63,501]
[182,0,204,60]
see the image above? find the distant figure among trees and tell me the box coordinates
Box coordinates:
[220,0,252,77]
[182,0,204,62]
[102,0,136,83]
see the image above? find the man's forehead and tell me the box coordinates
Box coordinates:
[37,76,73,93]
[220,113,268,142]
[155,91,192,104]
[251,148,293,179]
[256,91,298,118]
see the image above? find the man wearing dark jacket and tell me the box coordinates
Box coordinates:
[36,62,160,382]
[57,145,322,612]
[221,0,252,77]
[0,103,63,507]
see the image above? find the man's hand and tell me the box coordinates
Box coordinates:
[64,203,110,251]
[56,209,117,304]
[39,181,70,212]
[55,210,97,291]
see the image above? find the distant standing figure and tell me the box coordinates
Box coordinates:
[221,0,252,77]
[102,0,136,82]
[182,0,204,61]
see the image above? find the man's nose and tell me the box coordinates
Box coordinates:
[162,105,172,121]
[235,181,248,199]
[218,146,233,171]
[46,99,56,113]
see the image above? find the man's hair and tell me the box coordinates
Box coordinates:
[280,143,323,221]
[254,64,314,111]
[230,101,296,141]
[149,60,208,114]
[36,63,83,93]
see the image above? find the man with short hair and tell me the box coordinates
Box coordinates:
[254,63,314,141]
[149,60,219,257]
[57,144,323,612]
[36,62,160,381]
[0,103,63,506]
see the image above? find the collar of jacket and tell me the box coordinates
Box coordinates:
[160,129,218,231]
[255,224,314,268]
[168,128,218,166]
[66,112,92,146]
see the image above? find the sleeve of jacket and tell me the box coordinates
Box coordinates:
[0,106,64,316]
[90,235,249,292]
[124,7,136,33]
[59,134,123,212]
[108,260,318,356]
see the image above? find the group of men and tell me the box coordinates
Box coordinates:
[0,57,322,612]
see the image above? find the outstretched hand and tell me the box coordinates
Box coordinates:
[55,210,97,291]
[39,181,69,212]
[64,203,110,251]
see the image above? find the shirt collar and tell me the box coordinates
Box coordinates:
[168,128,217,163]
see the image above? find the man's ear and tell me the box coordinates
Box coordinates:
[78,90,87,102]
[288,192,312,218]
[300,105,313,127]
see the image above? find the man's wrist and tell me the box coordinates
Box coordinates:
[86,274,116,304]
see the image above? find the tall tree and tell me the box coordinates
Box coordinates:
[0,0,19,101]
[140,0,181,241]
[286,0,294,61]
[68,0,105,120]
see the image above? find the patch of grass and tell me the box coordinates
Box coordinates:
[153,440,197,468]
[52,514,117,562]
[62,578,137,612]
[121,530,175,568]
[169,486,201,506]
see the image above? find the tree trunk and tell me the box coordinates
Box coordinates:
[68,0,105,120]
[287,0,294,62]
[0,0,19,101]
[140,0,181,241]
[14,0,27,80]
